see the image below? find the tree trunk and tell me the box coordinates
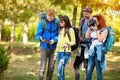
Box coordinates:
[10,21,15,43]
[80,4,86,21]
[23,21,28,44]
[0,20,2,41]
[72,0,78,27]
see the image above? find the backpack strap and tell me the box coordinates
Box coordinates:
[55,19,59,30]
[81,18,85,28]
[42,19,59,31]
[99,28,106,34]
[80,18,85,37]
[42,19,46,31]
[99,28,107,46]
[66,29,71,42]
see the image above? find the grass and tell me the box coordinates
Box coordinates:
[0,42,120,80]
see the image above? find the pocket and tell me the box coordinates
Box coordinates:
[57,52,63,64]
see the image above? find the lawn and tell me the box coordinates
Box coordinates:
[1,42,120,80]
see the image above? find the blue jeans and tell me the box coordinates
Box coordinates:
[57,52,71,80]
[86,53,102,80]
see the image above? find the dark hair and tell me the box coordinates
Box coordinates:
[94,14,107,30]
[60,15,72,37]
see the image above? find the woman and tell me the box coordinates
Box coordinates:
[54,15,75,80]
[85,14,108,80]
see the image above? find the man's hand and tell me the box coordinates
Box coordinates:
[49,39,54,44]
[40,36,45,42]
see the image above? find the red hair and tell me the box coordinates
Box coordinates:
[94,14,107,30]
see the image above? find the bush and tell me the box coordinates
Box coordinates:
[0,45,10,78]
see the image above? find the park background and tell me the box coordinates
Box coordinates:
[0,0,120,80]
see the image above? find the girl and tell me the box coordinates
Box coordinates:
[55,15,75,80]
[85,14,108,80]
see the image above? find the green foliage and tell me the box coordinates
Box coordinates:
[15,26,23,41]
[50,0,73,9]
[1,0,120,42]
[28,25,36,41]
[0,45,10,77]
[105,14,120,42]
[1,26,11,41]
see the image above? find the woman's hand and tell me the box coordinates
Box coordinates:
[91,24,98,31]
[63,43,69,49]
[54,55,57,61]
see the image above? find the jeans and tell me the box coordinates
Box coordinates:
[86,53,102,80]
[57,52,71,80]
[38,48,55,80]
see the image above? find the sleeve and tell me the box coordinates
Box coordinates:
[54,51,57,56]
[53,20,60,43]
[69,28,75,46]
[35,20,44,41]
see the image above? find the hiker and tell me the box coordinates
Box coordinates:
[35,8,60,80]
[85,14,108,80]
[54,15,75,80]
[73,6,93,80]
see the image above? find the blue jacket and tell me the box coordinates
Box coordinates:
[35,17,60,50]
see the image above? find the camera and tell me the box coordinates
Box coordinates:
[44,39,51,48]
[88,19,96,27]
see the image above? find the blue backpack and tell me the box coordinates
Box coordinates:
[101,26,115,54]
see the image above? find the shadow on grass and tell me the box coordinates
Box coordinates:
[0,42,40,55]
[4,74,37,80]
[1,42,120,80]
[104,70,120,80]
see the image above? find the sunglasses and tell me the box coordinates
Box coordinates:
[60,21,64,23]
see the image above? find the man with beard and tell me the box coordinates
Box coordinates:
[73,6,93,80]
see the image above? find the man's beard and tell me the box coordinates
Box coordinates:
[85,16,90,19]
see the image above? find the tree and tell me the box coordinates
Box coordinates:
[72,0,78,26]
[7,0,19,43]
[49,0,77,25]
[0,0,8,41]
[18,0,44,43]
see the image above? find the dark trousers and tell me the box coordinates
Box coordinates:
[73,46,88,80]
[38,48,55,80]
